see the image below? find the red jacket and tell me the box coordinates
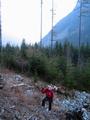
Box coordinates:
[41,88,54,98]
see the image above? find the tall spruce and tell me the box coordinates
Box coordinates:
[21,39,27,59]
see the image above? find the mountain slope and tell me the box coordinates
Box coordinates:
[42,0,90,47]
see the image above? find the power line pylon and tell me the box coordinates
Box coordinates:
[0,0,2,71]
[0,0,2,55]
[0,0,1,53]
[78,0,90,68]
[40,0,43,48]
[78,0,82,69]
[51,0,56,54]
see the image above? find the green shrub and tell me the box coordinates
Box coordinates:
[29,55,47,76]
[44,58,64,83]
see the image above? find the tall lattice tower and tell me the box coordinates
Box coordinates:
[0,0,2,69]
[0,0,2,53]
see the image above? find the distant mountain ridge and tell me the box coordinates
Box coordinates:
[42,0,90,47]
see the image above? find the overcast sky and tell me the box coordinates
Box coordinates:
[1,0,78,45]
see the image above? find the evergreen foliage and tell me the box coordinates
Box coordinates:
[21,39,28,59]
[0,40,90,91]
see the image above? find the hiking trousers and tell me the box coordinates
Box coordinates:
[42,96,53,111]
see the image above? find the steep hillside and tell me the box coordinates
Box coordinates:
[42,0,90,47]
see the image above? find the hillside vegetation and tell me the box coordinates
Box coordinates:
[0,40,90,91]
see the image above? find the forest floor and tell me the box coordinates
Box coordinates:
[0,69,90,120]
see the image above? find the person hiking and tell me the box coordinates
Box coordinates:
[41,85,54,111]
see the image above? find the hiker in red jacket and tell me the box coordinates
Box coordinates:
[41,85,54,111]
